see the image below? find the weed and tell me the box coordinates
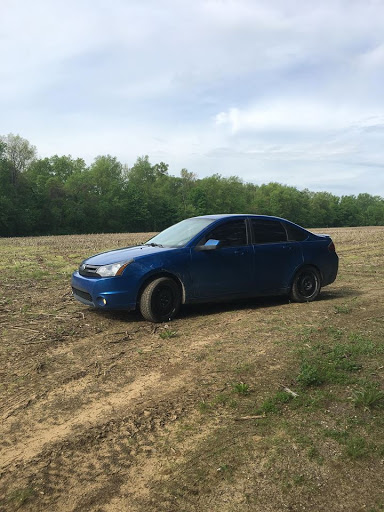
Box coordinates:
[159,329,178,339]
[352,383,384,410]
[198,400,209,413]
[217,463,231,473]
[30,269,50,280]
[334,304,351,314]
[297,361,325,387]
[344,436,370,459]
[212,393,232,406]
[307,446,324,464]
[323,428,349,443]
[8,487,36,507]
[327,326,344,340]
[333,356,362,373]
[291,389,330,410]
[368,505,384,512]
[292,474,305,485]
[175,423,196,441]
[327,343,362,372]
[257,391,293,414]
[296,336,368,389]
[323,429,373,460]
[198,393,238,413]
[281,472,306,490]
[348,332,380,355]
[232,382,250,395]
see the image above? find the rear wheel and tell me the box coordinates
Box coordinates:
[290,266,321,302]
[139,277,181,322]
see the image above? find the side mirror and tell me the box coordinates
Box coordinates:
[195,239,221,251]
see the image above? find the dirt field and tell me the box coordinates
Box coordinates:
[0,227,383,512]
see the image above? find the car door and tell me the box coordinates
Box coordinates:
[250,218,303,294]
[189,218,254,299]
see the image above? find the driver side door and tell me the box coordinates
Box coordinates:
[189,218,254,299]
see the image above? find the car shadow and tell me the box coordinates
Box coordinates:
[316,287,362,301]
[93,308,143,324]
[178,296,290,320]
[178,286,363,320]
[90,286,362,324]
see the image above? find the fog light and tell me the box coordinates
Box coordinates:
[96,296,107,306]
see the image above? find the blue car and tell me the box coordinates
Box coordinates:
[71,214,338,322]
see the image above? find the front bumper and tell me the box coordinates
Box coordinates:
[71,271,137,310]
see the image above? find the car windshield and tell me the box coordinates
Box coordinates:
[145,218,216,248]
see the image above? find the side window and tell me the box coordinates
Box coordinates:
[285,223,308,241]
[202,219,247,247]
[251,219,287,244]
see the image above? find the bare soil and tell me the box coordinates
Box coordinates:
[0,227,383,512]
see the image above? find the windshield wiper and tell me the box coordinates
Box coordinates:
[144,243,164,247]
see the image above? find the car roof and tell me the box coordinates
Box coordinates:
[195,214,290,222]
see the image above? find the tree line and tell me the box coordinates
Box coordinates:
[1,133,383,237]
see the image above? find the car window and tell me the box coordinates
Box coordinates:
[145,217,216,247]
[201,219,248,247]
[285,223,308,241]
[251,219,287,244]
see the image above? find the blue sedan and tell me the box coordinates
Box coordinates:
[71,215,338,322]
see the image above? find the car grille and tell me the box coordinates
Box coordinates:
[72,287,93,303]
[79,264,101,278]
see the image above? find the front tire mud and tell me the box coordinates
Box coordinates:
[139,277,181,323]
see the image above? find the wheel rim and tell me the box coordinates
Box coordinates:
[298,271,318,299]
[152,285,174,317]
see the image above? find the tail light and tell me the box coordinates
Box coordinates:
[328,241,336,253]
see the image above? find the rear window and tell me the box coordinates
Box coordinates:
[251,219,287,243]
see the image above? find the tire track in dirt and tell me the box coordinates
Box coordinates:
[1,308,261,511]
[101,409,219,512]
[0,317,232,475]
[0,378,211,511]
[1,371,164,470]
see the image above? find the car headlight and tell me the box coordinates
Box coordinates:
[96,260,134,277]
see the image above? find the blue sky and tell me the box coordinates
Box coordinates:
[1,0,384,196]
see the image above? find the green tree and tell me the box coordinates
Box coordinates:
[87,155,125,232]
[1,133,383,236]
[308,191,339,227]
[336,196,361,226]
[179,168,198,217]
[0,133,37,185]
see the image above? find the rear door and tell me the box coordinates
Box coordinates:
[250,218,303,294]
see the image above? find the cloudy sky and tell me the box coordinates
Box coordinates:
[1,0,384,196]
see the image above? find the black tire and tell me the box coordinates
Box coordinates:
[290,266,321,302]
[139,277,181,323]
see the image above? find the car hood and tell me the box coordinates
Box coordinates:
[83,245,177,265]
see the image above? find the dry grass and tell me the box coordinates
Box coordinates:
[0,227,383,512]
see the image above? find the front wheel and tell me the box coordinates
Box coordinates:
[139,277,181,323]
[290,267,321,302]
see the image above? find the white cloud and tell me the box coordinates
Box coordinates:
[214,101,383,133]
